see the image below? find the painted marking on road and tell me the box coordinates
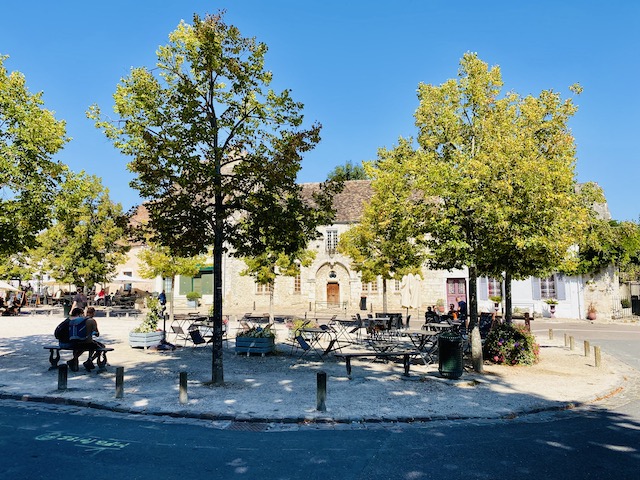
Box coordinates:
[35,431,130,456]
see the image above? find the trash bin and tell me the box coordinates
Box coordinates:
[438,331,463,379]
[62,298,72,318]
[632,296,640,316]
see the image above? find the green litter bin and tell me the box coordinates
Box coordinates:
[62,298,72,318]
[438,331,463,379]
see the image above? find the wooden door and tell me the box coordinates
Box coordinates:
[446,278,466,311]
[327,283,340,305]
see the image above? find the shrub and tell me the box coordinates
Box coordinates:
[621,298,631,309]
[236,324,276,339]
[132,296,162,333]
[484,323,540,366]
[186,291,202,301]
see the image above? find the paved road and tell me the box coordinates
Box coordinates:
[533,320,640,369]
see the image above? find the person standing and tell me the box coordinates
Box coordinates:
[72,288,87,311]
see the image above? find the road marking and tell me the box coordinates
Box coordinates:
[35,431,130,455]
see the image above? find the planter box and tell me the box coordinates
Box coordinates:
[187,300,199,308]
[235,336,275,356]
[129,331,164,349]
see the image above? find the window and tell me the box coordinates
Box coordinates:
[294,273,301,294]
[325,229,338,254]
[394,280,401,292]
[368,281,378,293]
[256,283,273,295]
[488,278,502,298]
[540,276,556,299]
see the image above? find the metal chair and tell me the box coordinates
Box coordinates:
[189,328,209,347]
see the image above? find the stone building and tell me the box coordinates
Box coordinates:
[125,180,618,321]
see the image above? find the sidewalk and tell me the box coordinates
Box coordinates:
[0,314,635,424]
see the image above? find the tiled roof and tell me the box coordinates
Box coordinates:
[300,180,372,224]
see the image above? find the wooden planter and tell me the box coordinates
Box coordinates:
[235,336,275,356]
[129,331,164,349]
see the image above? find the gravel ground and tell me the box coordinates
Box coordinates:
[0,312,634,423]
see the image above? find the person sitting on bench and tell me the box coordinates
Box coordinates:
[67,307,103,371]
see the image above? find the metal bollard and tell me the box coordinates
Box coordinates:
[179,371,188,404]
[564,333,568,347]
[584,340,590,357]
[57,364,68,390]
[594,346,602,367]
[549,328,554,340]
[317,371,327,412]
[569,336,575,351]
[115,366,124,399]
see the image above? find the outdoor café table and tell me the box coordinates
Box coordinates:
[332,318,362,345]
[400,329,440,365]
[300,327,339,356]
[366,317,391,339]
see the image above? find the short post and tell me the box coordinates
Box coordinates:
[564,333,568,347]
[115,366,124,399]
[584,340,590,357]
[57,364,68,390]
[569,336,575,351]
[316,371,327,412]
[594,346,602,367]
[179,371,188,404]
[548,328,554,340]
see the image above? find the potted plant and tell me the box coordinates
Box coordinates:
[489,295,502,311]
[186,291,201,308]
[587,302,597,321]
[436,298,445,313]
[129,297,164,348]
[235,324,276,356]
[545,298,558,317]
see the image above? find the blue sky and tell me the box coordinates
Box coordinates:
[1,1,638,220]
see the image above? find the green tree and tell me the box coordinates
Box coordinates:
[89,13,341,383]
[241,248,316,319]
[32,171,129,288]
[137,244,205,324]
[327,160,369,181]
[0,55,68,259]
[338,142,426,312]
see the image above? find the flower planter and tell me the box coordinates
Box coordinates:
[129,331,164,349]
[235,336,275,356]
[187,300,198,308]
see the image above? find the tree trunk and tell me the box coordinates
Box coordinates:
[211,151,224,385]
[382,278,388,313]
[504,271,512,324]
[169,276,175,325]
[468,265,483,373]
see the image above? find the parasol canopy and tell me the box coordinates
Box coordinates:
[0,280,20,292]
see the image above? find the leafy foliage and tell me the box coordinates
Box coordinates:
[327,160,369,181]
[484,323,540,366]
[132,296,162,333]
[236,324,276,339]
[0,55,68,258]
[89,13,340,382]
[31,171,129,287]
[338,142,426,311]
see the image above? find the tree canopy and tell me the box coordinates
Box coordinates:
[327,160,369,181]
[90,13,341,383]
[31,171,129,287]
[338,142,425,311]
[0,55,68,259]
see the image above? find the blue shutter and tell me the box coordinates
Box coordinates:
[479,277,488,301]
[555,274,566,300]
[532,277,541,300]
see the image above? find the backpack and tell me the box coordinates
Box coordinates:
[54,318,71,343]
[69,317,88,341]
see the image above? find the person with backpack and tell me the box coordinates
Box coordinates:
[65,307,102,372]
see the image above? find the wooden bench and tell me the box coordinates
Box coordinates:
[334,350,419,377]
[43,345,114,372]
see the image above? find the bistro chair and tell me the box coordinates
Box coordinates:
[189,328,209,347]
[171,325,190,346]
[293,335,324,362]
